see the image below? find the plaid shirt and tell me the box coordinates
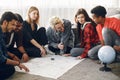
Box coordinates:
[79,23,99,58]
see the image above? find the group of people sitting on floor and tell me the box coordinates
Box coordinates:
[0,5,120,80]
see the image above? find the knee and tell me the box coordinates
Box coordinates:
[70,49,78,57]
[88,50,92,58]
[36,49,42,57]
[115,39,120,45]
[88,50,95,59]
[88,50,98,60]
[102,27,111,35]
[30,48,41,57]
[0,65,15,79]
[9,65,15,75]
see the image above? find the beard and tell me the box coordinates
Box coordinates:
[6,25,14,32]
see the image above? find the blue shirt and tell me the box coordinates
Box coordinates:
[0,26,8,64]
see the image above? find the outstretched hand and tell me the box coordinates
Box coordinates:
[76,56,83,59]
[18,63,29,72]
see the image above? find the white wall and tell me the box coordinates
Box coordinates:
[0,0,119,28]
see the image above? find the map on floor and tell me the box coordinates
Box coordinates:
[15,54,84,79]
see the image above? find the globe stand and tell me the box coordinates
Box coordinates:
[99,63,111,72]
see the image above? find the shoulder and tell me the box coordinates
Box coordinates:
[22,21,31,29]
[23,21,30,26]
[83,22,93,29]
[63,19,72,30]
[106,17,118,20]
[63,19,71,25]
[23,21,28,24]
[84,23,93,31]
[46,27,53,33]
[106,17,120,23]
[85,23,93,27]
[63,19,70,23]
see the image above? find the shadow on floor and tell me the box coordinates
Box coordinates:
[109,62,120,77]
[92,59,120,78]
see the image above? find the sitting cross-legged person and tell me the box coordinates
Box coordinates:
[46,16,74,55]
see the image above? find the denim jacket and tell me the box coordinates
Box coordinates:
[0,26,8,64]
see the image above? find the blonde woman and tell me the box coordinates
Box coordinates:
[46,16,74,55]
[22,6,48,57]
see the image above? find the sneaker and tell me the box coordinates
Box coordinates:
[44,45,55,55]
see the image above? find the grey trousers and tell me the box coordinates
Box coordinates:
[70,48,84,57]
[102,28,120,46]
[88,28,120,59]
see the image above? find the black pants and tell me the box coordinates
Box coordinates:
[7,47,22,59]
[25,27,48,57]
[0,64,15,80]
[25,47,41,57]
[8,27,48,58]
[8,47,41,58]
[48,46,72,55]
[35,27,48,46]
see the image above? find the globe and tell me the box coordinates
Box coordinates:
[98,46,116,64]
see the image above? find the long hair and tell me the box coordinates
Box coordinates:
[75,8,97,32]
[26,6,39,24]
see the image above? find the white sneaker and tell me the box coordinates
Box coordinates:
[44,45,55,55]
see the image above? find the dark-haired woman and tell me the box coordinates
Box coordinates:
[69,8,99,59]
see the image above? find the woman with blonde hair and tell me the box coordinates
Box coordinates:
[46,16,74,55]
[22,6,48,57]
